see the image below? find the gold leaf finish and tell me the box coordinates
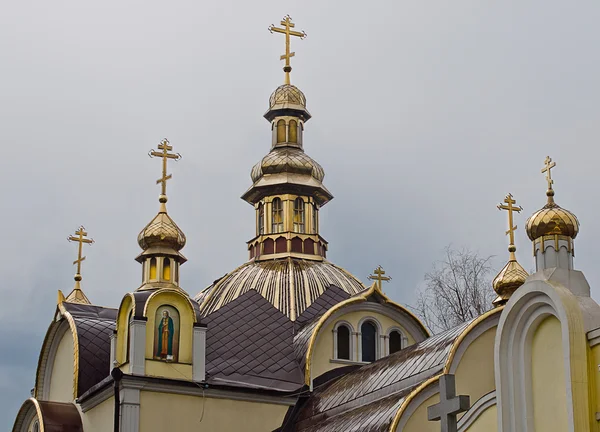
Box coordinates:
[137,211,186,251]
[525,201,579,240]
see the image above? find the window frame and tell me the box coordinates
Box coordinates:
[333,321,355,361]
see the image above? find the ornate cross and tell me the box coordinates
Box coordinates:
[427,374,470,432]
[269,15,307,85]
[497,193,523,251]
[68,226,94,279]
[149,139,181,197]
[541,155,556,191]
[368,265,391,291]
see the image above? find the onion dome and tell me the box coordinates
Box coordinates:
[264,84,311,122]
[251,147,325,183]
[525,190,579,240]
[492,253,529,306]
[137,197,186,252]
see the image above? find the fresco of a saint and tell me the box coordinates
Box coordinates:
[154,305,179,362]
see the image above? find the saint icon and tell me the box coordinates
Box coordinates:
[154,306,179,362]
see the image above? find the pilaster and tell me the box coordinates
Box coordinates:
[129,318,147,376]
[192,323,208,382]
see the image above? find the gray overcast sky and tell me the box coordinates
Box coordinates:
[2,0,599,426]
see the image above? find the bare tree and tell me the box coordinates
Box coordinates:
[411,246,495,333]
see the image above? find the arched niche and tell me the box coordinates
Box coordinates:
[143,289,197,365]
[153,305,180,362]
[115,294,135,366]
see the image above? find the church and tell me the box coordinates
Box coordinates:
[12,15,600,432]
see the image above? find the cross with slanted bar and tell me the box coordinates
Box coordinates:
[269,15,306,85]
[541,155,556,191]
[149,139,181,197]
[497,193,523,255]
[368,265,391,291]
[68,226,94,280]
[427,374,470,432]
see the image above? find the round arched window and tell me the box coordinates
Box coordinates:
[336,325,351,360]
[389,330,403,354]
[361,321,377,362]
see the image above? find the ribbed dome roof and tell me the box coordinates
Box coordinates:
[195,258,365,321]
[525,194,579,240]
[138,208,186,251]
[251,147,325,183]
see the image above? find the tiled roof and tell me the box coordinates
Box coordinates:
[291,321,472,431]
[203,290,304,391]
[196,258,365,321]
[63,302,117,396]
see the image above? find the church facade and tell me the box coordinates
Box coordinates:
[12,16,600,432]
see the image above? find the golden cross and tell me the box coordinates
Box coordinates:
[541,155,556,191]
[368,265,392,291]
[149,139,181,197]
[269,15,307,85]
[497,193,523,251]
[67,226,94,278]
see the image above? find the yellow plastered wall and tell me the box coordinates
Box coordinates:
[116,295,133,366]
[464,404,497,432]
[590,344,600,431]
[402,393,440,432]
[531,316,568,431]
[48,331,74,402]
[311,310,416,381]
[81,397,114,432]
[144,291,195,379]
[139,391,288,431]
[454,328,496,405]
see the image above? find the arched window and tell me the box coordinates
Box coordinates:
[336,325,351,360]
[258,203,265,235]
[272,198,283,233]
[163,258,171,281]
[276,119,286,143]
[293,198,305,233]
[361,321,377,362]
[289,120,298,143]
[389,330,403,354]
[312,204,318,234]
[149,257,157,280]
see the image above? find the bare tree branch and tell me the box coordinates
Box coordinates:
[409,246,495,333]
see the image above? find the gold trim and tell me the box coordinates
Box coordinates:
[57,303,80,401]
[115,293,136,332]
[28,398,46,432]
[443,306,503,374]
[388,375,441,432]
[57,290,66,306]
[303,282,429,386]
[288,258,297,321]
[142,288,197,322]
[33,317,61,399]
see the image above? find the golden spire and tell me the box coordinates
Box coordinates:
[497,193,523,260]
[493,194,528,307]
[269,15,307,85]
[149,138,181,211]
[66,226,94,304]
[368,265,391,291]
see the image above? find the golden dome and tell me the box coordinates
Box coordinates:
[251,147,325,183]
[269,84,307,110]
[195,258,365,320]
[138,201,186,251]
[525,192,579,240]
[492,257,529,305]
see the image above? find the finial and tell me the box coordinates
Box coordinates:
[66,226,94,304]
[148,138,182,211]
[68,226,94,284]
[268,15,307,85]
[541,156,556,203]
[497,194,523,261]
[368,265,392,291]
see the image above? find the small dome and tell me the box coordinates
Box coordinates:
[251,147,325,183]
[138,210,186,251]
[269,84,307,110]
[493,259,529,304]
[525,195,579,240]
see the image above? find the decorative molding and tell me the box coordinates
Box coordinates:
[587,328,600,347]
[457,391,496,432]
